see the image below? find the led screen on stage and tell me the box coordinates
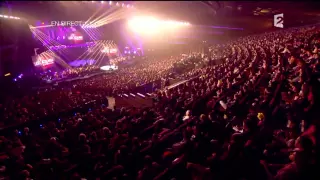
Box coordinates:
[32,55,54,67]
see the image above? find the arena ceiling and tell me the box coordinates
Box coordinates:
[2,1,320,36]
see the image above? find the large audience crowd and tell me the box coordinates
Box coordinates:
[0,25,320,180]
[39,65,101,82]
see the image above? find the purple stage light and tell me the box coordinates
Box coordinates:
[124,51,127,54]
[133,51,136,54]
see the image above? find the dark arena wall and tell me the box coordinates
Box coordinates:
[0,19,36,76]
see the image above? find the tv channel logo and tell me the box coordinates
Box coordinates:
[274,13,284,28]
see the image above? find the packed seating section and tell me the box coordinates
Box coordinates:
[0,25,320,180]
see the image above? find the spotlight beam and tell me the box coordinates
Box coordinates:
[84,6,118,28]
[83,42,105,65]
[29,25,71,68]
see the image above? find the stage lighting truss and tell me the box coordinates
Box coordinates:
[0,14,20,20]
[94,1,133,8]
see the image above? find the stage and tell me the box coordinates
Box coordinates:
[43,65,118,84]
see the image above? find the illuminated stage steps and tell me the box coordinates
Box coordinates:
[115,93,153,108]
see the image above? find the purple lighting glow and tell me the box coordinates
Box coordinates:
[69,59,96,67]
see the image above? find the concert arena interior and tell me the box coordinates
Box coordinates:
[0,1,320,179]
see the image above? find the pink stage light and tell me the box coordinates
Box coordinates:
[110,48,118,53]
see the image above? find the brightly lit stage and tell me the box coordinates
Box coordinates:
[42,64,119,84]
[32,40,120,71]
[29,12,200,77]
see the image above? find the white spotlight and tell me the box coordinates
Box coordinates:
[3,15,8,18]
[109,1,112,5]
[0,15,3,17]
[127,4,130,8]
[116,2,119,6]
[101,1,104,3]
[122,3,124,7]
[128,16,162,35]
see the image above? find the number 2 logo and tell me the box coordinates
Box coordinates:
[274,14,284,28]
[276,16,283,26]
